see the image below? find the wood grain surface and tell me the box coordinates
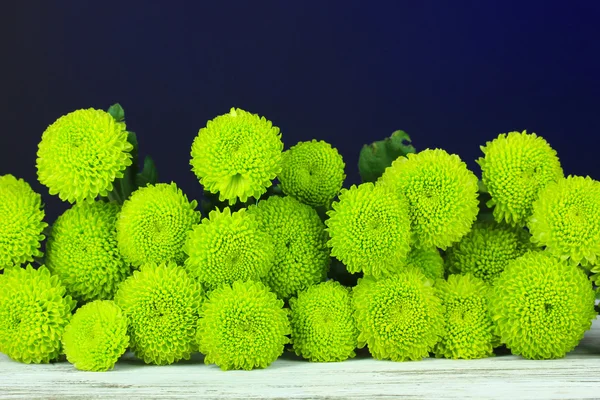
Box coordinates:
[2,318,600,399]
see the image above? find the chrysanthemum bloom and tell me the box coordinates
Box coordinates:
[477,130,563,227]
[247,196,330,299]
[529,176,600,267]
[190,107,283,204]
[325,183,411,278]
[116,183,200,267]
[404,246,445,282]
[0,265,76,363]
[36,108,134,203]
[352,269,445,361]
[446,221,535,284]
[279,140,345,207]
[45,201,132,303]
[114,262,203,365]
[289,281,358,362]
[0,175,47,269]
[490,252,596,359]
[61,300,129,371]
[434,274,496,359]
[378,149,479,250]
[184,207,274,290]
[197,280,290,370]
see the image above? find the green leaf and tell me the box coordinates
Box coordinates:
[135,156,158,188]
[119,166,135,202]
[358,130,416,182]
[107,103,125,122]
[127,131,139,162]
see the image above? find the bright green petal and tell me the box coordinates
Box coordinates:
[529,175,600,267]
[0,265,76,363]
[352,269,445,361]
[489,252,596,359]
[62,300,129,372]
[190,108,283,204]
[325,183,412,278]
[116,183,200,267]
[477,130,563,226]
[0,175,47,269]
[36,108,133,203]
[434,274,496,359]
[184,207,274,290]
[46,201,132,302]
[197,280,290,370]
[279,140,345,207]
[446,221,536,284]
[289,281,358,362]
[248,196,330,299]
[379,149,479,249]
[114,262,203,365]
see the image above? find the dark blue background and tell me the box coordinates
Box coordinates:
[3,1,599,221]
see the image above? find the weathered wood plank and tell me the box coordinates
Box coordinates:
[1,318,600,399]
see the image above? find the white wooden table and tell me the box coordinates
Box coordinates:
[2,318,600,399]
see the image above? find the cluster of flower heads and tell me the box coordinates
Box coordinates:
[0,105,598,374]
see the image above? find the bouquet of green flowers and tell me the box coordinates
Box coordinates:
[0,103,598,371]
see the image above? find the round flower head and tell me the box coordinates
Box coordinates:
[114,262,203,365]
[446,221,535,284]
[116,183,200,267]
[190,107,283,204]
[529,176,600,267]
[352,269,445,361]
[477,130,563,226]
[0,175,47,269]
[289,281,358,362]
[379,149,479,250]
[45,201,132,303]
[0,265,76,363]
[325,183,412,278]
[279,140,346,207]
[184,207,274,290]
[490,252,596,360]
[197,280,291,370]
[36,108,134,203]
[247,196,329,299]
[404,246,445,282]
[61,300,129,372]
[434,274,496,359]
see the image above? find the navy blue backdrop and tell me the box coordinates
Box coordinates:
[3,1,600,221]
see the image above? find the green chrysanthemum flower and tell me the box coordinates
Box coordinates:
[325,183,412,278]
[190,107,284,205]
[490,252,596,360]
[197,280,290,370]
[61,300,129,371]
[184,207,274,290]
[0,175,47,269]
[36,108,134,203]
[289,281,358,362]
[404,246,445,282]
[477,130,563,226]
[0,265,76,363]
[446,221,535,284]
[247,196,329,299]
[434,274,496,359]
[352,269,445,361]
[114,262,203,365]
[379,149,479,250]
[116,183,200,267]
[529,176,600,267]
[45,201,132,303]
[279,140,345,207]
